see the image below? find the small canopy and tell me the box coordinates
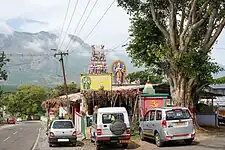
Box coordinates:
[42,93,84,109]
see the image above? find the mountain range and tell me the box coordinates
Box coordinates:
[0,31,224,87]
[0,31,140,86]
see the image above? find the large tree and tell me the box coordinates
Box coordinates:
[117,0,225,107]
[3,85,48,116]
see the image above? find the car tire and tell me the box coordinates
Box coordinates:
[96,144,101,150]
[184,138,194,145]
[49,143,53,147]
[155,132,164,147]
[72,142,76,147]
[140,129,145,141]
[122,143,128,148]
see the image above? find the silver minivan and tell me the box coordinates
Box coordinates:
[139,107,196,147]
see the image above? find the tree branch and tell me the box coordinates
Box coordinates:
[168,0,178,50]
[184,13,208,49]
[205,18,225,50]
[197,0,210,15]
[179,0,185,34]
[180,0,197,50]
[149,0,170,39]
[203,9,217,47]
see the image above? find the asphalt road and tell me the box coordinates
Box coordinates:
[34,122,225,150]
[0,121,42,150]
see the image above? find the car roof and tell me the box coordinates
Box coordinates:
[97,107,127,113]
[148,107,189,111]
[52,119,72,122]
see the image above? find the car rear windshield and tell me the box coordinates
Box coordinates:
[102,113,124,124]
[166,109,191,120]
[52,121,74,129]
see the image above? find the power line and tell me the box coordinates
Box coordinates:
[82,0,115,41]
[59,0,80,50]
[69,0,115,54]
[65,0,92,51]
[76,0,99,37]
[57,0,72,49]
[108,38,129,52]
[4,53,54,57]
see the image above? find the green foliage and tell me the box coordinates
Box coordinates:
[126,70,163,84]
[54,82,79,96]
[1,82,80,116]
[0,52,9,81]
[196,103,214,114]
[2,85,48,116]
[0,52,9,108]
[117,0,225,105]
[213,76,225,84]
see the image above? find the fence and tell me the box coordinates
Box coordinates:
[196,114,218,127]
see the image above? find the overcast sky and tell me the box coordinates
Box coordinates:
[0,0,225,65]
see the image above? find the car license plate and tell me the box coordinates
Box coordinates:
[120,140,129,143]
[58,139,69,142]
[176,122,185,125]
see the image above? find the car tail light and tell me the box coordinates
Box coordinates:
[161,120,167,127]
[97,129,102,135]
[72,131,77,136]
[50,132,54,137]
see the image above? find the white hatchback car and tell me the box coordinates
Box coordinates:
[90,107,131,150]
[47,119,77,147]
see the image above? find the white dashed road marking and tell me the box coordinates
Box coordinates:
[13,131,18,135]
[3,136,10,142]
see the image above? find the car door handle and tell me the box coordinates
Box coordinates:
[152,124,154,126]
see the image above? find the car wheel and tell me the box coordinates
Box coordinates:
[96,144,101,150]
[49,143,53,147]
[155,132,164,147]
[72,142,76,147]
[122,143,128,148]
[140,129,145,141]
[184,138,194,145]
[91,139,95,143]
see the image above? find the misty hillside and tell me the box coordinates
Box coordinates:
[0,31,140,86]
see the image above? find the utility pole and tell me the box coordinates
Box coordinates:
[52,49,70,115]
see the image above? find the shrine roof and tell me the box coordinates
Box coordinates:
[112,85,145,91]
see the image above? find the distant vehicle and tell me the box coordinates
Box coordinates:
[16,118,22,122]
[47,119,77,147]
[90,107,131,150]
[7,117,16,124]
[139,107,196,147]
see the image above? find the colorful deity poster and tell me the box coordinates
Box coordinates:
[110,60,127,84]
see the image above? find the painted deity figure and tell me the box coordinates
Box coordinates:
[113,61,126,84]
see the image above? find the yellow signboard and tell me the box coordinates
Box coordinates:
[80,73,112,91]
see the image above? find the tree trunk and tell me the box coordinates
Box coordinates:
[169,74,195,108]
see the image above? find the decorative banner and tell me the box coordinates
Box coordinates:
[80,73,112,91]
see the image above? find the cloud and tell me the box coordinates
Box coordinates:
[0,0,130,47]
[0,20,13,35]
